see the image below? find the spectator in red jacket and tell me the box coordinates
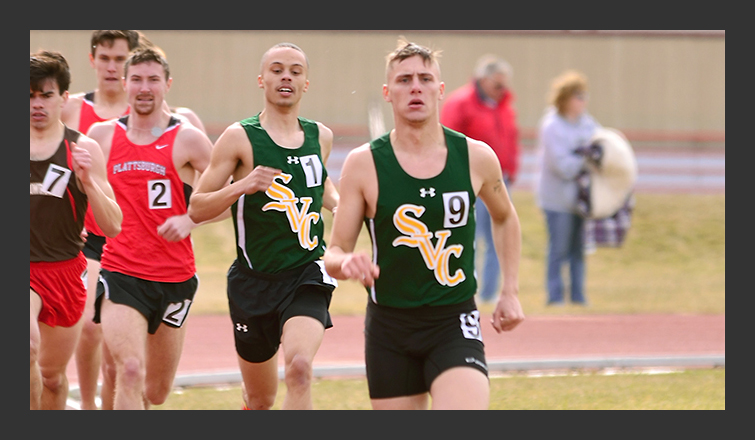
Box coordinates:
[441,55,521,303]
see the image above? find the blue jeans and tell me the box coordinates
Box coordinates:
[475,199,500,302]
[544,210,586,304]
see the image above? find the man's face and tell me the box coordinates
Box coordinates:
[90,38,131,92]
[383,55,444,124]
[258,47,309,108]
[30,79,67,131]
[124,61,171,116]
[478,72,509,103]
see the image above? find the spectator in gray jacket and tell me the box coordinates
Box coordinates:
[535,70,600,306]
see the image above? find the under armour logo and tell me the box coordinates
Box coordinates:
[236,323,248,333]
[420,187,436,198]
[287,156,299,164]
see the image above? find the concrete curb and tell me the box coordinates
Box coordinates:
[66,354,724,409]
[169,354,725,387]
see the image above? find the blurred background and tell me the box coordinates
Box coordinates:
[31,30,726,317]
[29,30,725,151]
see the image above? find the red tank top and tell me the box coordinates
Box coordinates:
[79,92,130,237]
[100,116,196,282]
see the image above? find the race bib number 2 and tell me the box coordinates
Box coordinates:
[148,179,172,210]
[163,299,192,327]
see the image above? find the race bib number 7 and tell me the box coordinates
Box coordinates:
[42,164,72,198]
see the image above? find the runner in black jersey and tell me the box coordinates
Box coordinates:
[189,43,339,410]
[30,50,121,410]
[324,39,525,410]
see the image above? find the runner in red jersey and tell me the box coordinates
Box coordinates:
[100,115,196,281]
[60,30,139,410]
[86,48,224,410]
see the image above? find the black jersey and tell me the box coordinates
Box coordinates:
[30,126,88,262]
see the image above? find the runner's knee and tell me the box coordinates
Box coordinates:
[118,357,145,390]
[285,354,313,391]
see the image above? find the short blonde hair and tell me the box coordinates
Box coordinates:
[548,70,588,115]
[385,38,442,79]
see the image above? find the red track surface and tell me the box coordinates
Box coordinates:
[67,312,725,384]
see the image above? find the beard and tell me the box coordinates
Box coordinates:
[133,101,156,115]
[133,94,158,115]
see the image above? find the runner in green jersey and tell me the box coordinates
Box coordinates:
[324,38,524,410]
[189,43,339,410]
[366,127,477,308]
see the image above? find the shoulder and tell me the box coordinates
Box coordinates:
[172,107,206,133]
[64,92,86,110]
[343,142,373,166]
[67,91,87,104]
[340,143,376,187]
[467,137,498,165]
[71,131,101,151]
[61,92,85,120]
[220,121,248,140]
[581,112,600,127]
[214,121,251,150]
[539,108,562,131]
[86,118,118,140]
[466,136,496,160]
[177,119,209,141]
[315,121,333,143]
[466,137,502,182]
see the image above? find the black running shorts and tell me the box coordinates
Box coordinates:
[227,259,337,363]
[94,269,198,334]
[364,298,488,399]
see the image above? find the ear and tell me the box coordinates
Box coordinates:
[382,84,390,102]
[166,77,173,92]
[89,52,95,69]
[257,75,264,89]
[438,82,445,101]
[302,79,310,93]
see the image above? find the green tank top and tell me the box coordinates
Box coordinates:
[232,114,327,273]
[366,127,477,307]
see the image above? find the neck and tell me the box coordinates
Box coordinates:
[129,107,170,130]
[30,120,64,143]
[30,120,65,160]
[391,119,445,152]
[95,87,128,106]
[126,107,172,143]
[259,106,300,131]
[563,111,581,123]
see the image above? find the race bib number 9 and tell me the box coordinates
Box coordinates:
[459,311,483,341]
[443,191,470,228]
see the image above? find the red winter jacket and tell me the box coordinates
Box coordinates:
[440,81,520,182]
